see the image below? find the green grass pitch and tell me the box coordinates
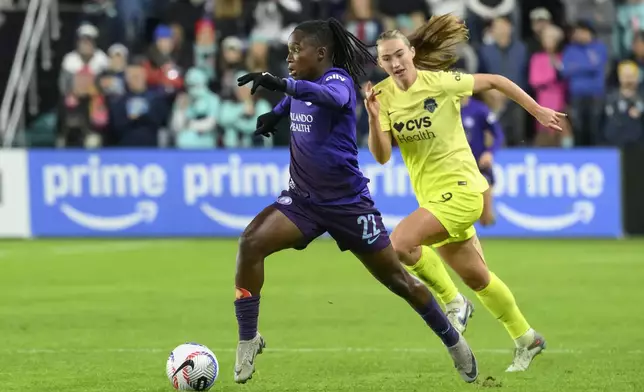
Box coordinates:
[0,238,643,391]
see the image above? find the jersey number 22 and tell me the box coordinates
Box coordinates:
[357,214,381,240]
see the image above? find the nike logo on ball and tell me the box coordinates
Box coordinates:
[172,359,195,377]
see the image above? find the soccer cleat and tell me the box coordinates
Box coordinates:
[506,332,546,372]
[447,334,479,383]
[234,333,266,383]
[446,296,474,334]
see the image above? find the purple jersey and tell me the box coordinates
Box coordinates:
[273,68,369,205]
[461,98,504,162]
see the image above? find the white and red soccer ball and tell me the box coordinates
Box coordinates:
[166,343,219,391]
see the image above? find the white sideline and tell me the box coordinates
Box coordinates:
[1,347,591,355]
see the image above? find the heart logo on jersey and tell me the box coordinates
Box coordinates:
[393,122,404,132]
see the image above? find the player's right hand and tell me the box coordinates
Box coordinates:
[535,105,567,132]
[363,81,381,119]
[254,111,281,138]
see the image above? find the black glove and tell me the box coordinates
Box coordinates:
[237,72,287,95]
[254,111,282,138]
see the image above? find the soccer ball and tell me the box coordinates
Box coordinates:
[166,343,219,391]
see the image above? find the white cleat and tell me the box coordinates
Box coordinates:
[234,333,266,383]
[506,332,546,372]
[446,296,474,334]
[447,334,479,383]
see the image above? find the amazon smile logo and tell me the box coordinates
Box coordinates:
[42,156,166,231]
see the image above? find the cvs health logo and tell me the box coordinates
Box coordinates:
[30,152,168,235]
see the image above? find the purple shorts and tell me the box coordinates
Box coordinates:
[480,167,495,186]
[272,190,391,254]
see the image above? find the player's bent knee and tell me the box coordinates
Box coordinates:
[390,233,415,260]
[238,227,270,259]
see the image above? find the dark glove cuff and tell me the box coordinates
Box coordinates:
[275,77,287,93]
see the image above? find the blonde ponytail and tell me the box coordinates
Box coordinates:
[378,14,469,71]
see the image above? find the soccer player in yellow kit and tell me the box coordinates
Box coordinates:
[364,15,566,372]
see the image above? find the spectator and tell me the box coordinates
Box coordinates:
[97,43,129,99]
[427,0,466,18]
[108,60,168,146]
[57,69,108,148]
[170,23,194,72]
[248,0,307,72]
[345,0,383,78]
[170,68,221,149]
[562,0,614,57]
[211,0,246,39]
[478,16,528,146]
[59,24,109,96]
[114,0,146,50]
[193,19,217,82]
[377,0,428,32]
[163,0,207,43]
[219,70,272,148]
[144,24,185,93]
[603,61,644,147]
[529,25,570,147]
[525,7,552,55]
[610,31,644,88]
[465,0,517,45]
[345,0,382,48]
[217,36,246,100]
[559,20,608,146]
[455,43,479,75]
[630,31,644,87]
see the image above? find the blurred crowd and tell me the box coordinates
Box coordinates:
[51,0,644,149]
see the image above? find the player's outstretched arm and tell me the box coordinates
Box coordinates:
[364,82,392,164]
[283,77,351,110]
[472,74,567,132]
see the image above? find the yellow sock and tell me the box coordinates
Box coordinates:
[404,246,458,305]
[475,272,531,339]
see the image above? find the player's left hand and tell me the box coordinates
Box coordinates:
[237,72,287,95]
[254,111,281,138]
[479,151,493,169]
[535,106,567,132]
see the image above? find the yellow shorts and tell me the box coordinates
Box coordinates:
[420,189,483,248]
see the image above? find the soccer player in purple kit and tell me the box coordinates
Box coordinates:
[461,94,504,226]
[233,18,478,384]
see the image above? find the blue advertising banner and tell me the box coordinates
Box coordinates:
[28,148,622,238]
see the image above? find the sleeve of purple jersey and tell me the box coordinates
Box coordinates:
[484,108,504,153]
[272,96,292,116]
[283,76,351,109]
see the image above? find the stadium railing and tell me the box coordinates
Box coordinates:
[0,0,58,147]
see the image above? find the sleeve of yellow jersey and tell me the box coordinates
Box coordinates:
[440,70,474,99]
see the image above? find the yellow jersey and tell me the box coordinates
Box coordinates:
[375,70,489,203]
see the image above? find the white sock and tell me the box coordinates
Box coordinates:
[514,328,536,348]
[445,293,465,312]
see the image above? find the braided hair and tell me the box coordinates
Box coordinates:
[294,18,376,82]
